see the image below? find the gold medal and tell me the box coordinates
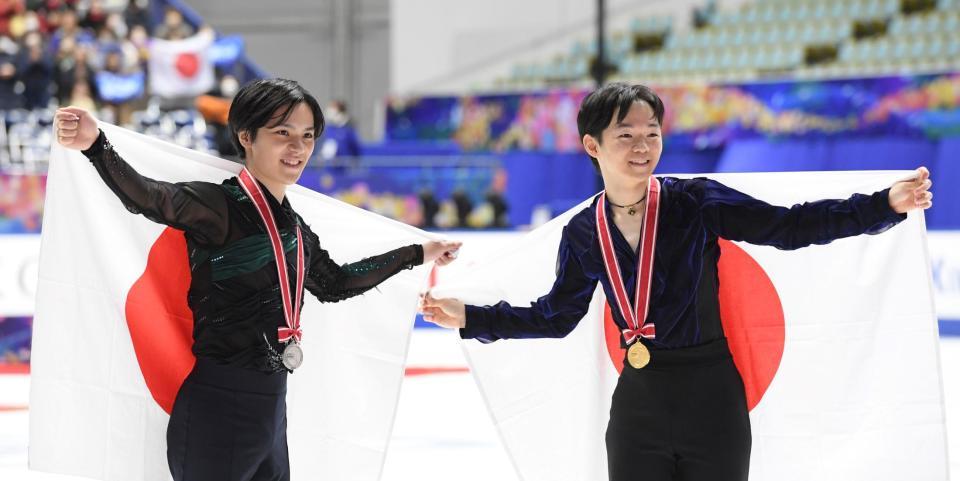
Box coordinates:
[627,342,650,369]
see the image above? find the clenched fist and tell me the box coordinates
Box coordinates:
[54,107,99,151]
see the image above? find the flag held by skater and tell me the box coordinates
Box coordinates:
[30,123,432,481]
[435,171,947,481]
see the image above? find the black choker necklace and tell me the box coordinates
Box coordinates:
[608,194,647,216]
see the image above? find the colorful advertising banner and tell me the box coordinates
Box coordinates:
[386,73,960,151]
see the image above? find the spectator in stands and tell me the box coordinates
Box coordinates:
[52,34,79,103]
[451,189,473,228]
[319,99,361,166]
[103,9,127,40]
[49,7,92,54]
[692,0,717,29]
[79,0,106,33]
[54,0,80,10]
[125,22,147,62]
[0,36,21,109]
[96,45,138,125]
[120,21,148,111]
[53,37,96,110]
[20,30,52,109]
[485,167,509,228]
[484,191,509,227]
[11,8,44,37]
[418,189,439,228]
[39,5,62,36]
[0,0,24,38]
[91,16,115,46]
[42,2,84,34]
[67,70,94,110]
[154,6,193,41]
[195,73,240,156]
[123,0,150,33]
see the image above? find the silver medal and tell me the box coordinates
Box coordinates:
[282,342,303,370]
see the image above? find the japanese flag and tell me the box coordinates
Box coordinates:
[435,171,947,481]
[148,30,216,99]
[30,123,432,480]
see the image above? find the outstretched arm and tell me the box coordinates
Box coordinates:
[694,168,931,250]
[304,231,460,302]
[55,107,229,245]
[887,167,933,213]
[419,227,598,343]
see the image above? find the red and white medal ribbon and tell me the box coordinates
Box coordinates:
[595,176,661,345]
[238,168,305,344]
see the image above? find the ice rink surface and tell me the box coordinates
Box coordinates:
[2,330,958,481]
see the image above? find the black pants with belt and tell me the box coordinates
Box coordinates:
[167,358,290,481]
[605,338,752,481]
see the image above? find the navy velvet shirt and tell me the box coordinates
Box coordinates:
[460,176,907,350]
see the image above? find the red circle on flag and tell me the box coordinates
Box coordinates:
[175,53,200,78]
[603,239,785,411]
[125,228,195,414]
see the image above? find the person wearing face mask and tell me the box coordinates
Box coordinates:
[196,74,241,156]
[54,78,461,481]
[319,99,361,168]
[419,82,933,481]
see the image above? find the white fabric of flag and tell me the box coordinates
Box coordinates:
[433,171,947,481]
[30,123,432,481]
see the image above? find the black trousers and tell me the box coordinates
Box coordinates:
[167,358,290,481]
[606,339,752,481]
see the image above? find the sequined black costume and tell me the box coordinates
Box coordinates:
[82,130,423,481]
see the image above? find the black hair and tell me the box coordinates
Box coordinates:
[228,78,325,160]
[576,82,665,169]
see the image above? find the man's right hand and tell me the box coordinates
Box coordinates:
[55,107,99,151]
[418,291,467,329]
